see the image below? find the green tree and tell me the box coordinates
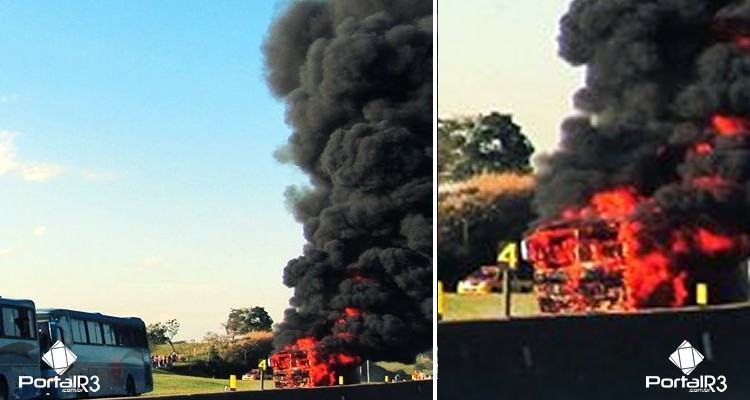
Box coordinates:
[146,323,166,349]
[224,307,273,337]
[437,118,471,179]
[146,319,180,352]
[439,112,534,181]
[207,345,222,364]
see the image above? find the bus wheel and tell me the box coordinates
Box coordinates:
[126,376,136,396]
[0,378,8,400]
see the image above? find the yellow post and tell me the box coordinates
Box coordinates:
[229,375,237,392]
[338,376,344,385]
[437,281,444,320]
[258,359,267,391]
[697,283,708,306]
[385,375,389,383]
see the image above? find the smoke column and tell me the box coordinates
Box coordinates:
[262,0,433,374]
[535,0,750,307]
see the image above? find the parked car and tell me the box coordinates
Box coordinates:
[242,369,262,380]
[457,266,502,294]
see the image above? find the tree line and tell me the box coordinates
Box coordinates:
[438,112,537,287]
[146,306,274,377]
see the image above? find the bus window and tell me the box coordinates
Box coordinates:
[87,321,103,344]
[102,323,116,346]
[136,327,147,347]
[38,321,52,352]
[71,318,88,343]
[1,307,34,338]
[116,325,134,346]
[56,326,65,344]
[21,309,35,338]
[2,307,19,336]
[54,317,67,343]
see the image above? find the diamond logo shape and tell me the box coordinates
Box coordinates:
[669,340,704,376]
[42,340,77,376]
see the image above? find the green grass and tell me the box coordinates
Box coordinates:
[151,342,213,362]
[375,361,415,374]
[148,370,272,396]
[442,292,540,321]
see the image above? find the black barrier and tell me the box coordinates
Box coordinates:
[108,381,431,400]
[438,303,750,399]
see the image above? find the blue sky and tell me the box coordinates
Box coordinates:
[0,0,308,340]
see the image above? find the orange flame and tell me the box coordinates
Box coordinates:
[696,229,734,254]
[343,307,361,317]
[693,142,714,155]
[712,115,749,136]
[590,187,639,217]
[292,337,360,387]
[527,185,742,311]
[618,221,688,308]
[336,307,362,325]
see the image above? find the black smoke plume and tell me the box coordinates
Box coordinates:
[535,0,750,306]
[263,0,432,363]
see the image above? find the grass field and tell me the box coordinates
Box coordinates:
[441,292,540,321]
[151,342,213,361]
[149,370,270,396]
[375,361,415,374]
[147,342,416,395]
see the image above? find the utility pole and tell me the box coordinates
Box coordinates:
[503,266,511,317]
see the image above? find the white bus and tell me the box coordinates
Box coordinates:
[0,298,40,400]
[36,309,153,398]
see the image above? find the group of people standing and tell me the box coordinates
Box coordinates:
[152,352,179,368]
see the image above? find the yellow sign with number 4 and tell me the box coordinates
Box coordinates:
[258,359,267,369]
[497,243,518,269]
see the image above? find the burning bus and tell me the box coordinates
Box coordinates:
[269,337,360,389]
[269,349,312,389]
[523,218,628,313]
[522,187,750,314]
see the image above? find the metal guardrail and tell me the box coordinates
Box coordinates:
[439,303,750,399]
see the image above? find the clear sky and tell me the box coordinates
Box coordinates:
[438,0,585,155]
[0,1,308,340]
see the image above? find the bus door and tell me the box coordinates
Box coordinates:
[36,317,67,385]
[37,318,65,352]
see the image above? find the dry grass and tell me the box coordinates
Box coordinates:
[235,331,274,343]
[438,173,535,215]
[152,331,275,360]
